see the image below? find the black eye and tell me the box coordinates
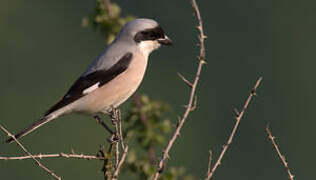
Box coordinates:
[150,32,159,38]
[134,26,166,43]
[155,26,165,38]
[140,31,157,39]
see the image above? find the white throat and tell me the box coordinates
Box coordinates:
[138,41,161,57]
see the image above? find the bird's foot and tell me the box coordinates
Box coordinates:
[109,107,120,125]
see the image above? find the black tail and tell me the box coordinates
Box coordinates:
[6,115,54,143]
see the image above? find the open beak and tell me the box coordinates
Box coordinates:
[158,36,173,46]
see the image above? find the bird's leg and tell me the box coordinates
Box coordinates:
[108,107,121,142]
[108,107,123,168]
[94,115,114,135]
[109,107,120,125]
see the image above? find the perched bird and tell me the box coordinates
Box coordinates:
[6,18,172,143]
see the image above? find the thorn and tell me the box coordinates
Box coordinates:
[233,108,240,117]
[190,96,198,111]
[271,136,275,140]
[197,56,206,63]
[176,117,181,127]
[196,25,202,31]
[251,89,257,96]
[177,72,193,88]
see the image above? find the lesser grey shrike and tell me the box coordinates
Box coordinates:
[6,18,172,143]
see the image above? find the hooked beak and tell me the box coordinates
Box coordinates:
[158,36,173,46]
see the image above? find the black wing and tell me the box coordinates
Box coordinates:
[45,52,133,116]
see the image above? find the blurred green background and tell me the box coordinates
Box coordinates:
[1,0,315,179]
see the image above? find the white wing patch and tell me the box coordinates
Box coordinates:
[83,82,100,95]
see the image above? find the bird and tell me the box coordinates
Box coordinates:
[6,18,172,143]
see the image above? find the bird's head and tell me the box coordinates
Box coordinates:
[115,18,172,56]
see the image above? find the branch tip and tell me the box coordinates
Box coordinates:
[265,123,295,180]
[154,0,207,179]
[205,77,262,180]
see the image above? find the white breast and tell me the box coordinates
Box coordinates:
[138,41,161,57]
[70,52,149,115]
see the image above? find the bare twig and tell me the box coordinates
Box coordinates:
[265,124,295,180]
[177,72,193,88]
[118,114,125,150]
[114,137,119,168]
[108,108,129,180]
[0,124,61,180]
[153,0,206,179]
[112,146,129,180]
[205,77,263,180]
[0,152,106,160]
[206,151,213,177]
[110,109,121,169]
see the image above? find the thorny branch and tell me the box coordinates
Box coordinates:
[0,124,61,180]
[153,0,206,179]
[108,108,129,180]
[266,124,295,180]
[95,108,128,180]
[205,77,263,180]
[206,151,213,178]
[112,146,129,180]
[0,109,128,180]
[110,109,121,169]
[0,152,106,160]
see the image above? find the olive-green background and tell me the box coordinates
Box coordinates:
[1,0,315,179]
